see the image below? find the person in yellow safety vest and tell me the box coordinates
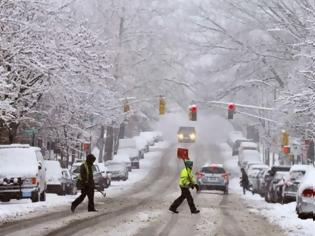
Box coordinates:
[71,154,97,212]
[169,160,200,214]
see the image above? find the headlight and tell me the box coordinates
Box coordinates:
[189,133,196,140]
[177,134,184,139]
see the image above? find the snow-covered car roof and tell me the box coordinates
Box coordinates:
[248,164,269,170]
[290,164,310,172]
[0,146,39,178]
[44,160,62,178]
[117,148,137,157]
[202,163,224,168]
[105,161,126,171]
[239,142,258,148]
[298,166,315,195]
[119,138,137,149]
[113,153,131,162]
[133,136,148,149]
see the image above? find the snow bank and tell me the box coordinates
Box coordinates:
[230,178,315,236]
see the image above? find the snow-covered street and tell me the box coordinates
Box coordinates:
[0,142,169,224]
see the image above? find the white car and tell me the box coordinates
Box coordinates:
[0,144,46,202]
[118,138,140,169]
[133,136,149,155]
[44,160,66,195]
[238,142,258,153]
[247,164,269,194]
[113,153,132,171]
[140,131,156,146]
[239,150,261,169]
[296,166,315,219]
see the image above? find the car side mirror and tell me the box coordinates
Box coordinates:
[38,161,42,170]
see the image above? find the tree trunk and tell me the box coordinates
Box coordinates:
[104,126,114,161]
[98,125,105,163]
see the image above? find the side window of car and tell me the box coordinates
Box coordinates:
[35,150,44,162]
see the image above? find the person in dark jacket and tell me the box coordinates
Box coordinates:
[71,154,97,212]
[240,167,249,195]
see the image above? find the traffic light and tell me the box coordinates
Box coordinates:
[227,103,236,119]
[123,100,130,112]
[159,96,166,115]
[188,105,197,121]
[281,130,289,146]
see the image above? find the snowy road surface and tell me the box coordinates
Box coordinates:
[0,143,286,236]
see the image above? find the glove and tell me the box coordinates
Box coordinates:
[189,183,195,189]
[194,184,200,192]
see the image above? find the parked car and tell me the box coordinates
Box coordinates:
[232,139,252,156]
[44,160,67,195]
[61,169,77,195]
[281,165,309,204]
[238,150,261,168]
[105,161,128,181]
[119,138,142,161]
[114,152,135,171]
[265,167,290,203]
[70,163,105,191]
[140,131,156,146]
[238,142,258,154]
[296,166,315,219]
[95,163,111,188]
[133,136,150,155]
[177,126,196,143]
[0,144,46,202]
[196,164,230,194]
[247,164,269,194]
[227,131,244,147]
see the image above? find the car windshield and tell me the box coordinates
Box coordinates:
[178,127,195,134]
[274,171,288,180]
[201,166,225,174]
[290,171,305,180]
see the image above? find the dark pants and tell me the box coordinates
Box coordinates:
[170,187,197,212]
[72,185,95,211]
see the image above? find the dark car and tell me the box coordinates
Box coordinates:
[62,169,77,195]
[177,126,196,143]
[71,163,105,192]
[281,165,308,204]
[264,166,291,203]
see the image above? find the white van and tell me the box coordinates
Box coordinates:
[0,144,46,202]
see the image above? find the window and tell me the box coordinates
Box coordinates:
[201,166,225,174]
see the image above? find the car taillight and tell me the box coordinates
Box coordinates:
[302,189,314,198]
[196,172,204,179]
[32,177,37,185]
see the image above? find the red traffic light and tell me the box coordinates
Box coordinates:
[228,103,236,110]
[191,105,197,113]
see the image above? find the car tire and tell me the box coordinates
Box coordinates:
[298,213,308,220]
[57,185,66,196]
[1,198,10,202]
[40,191,46,201]
[224,187,229,195]
[265,192,271,203]
[31,191,39,203]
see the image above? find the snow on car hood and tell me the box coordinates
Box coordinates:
[0,148,38,178]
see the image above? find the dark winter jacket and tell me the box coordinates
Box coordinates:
[241,169,249,186]
[79,154,96,188]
